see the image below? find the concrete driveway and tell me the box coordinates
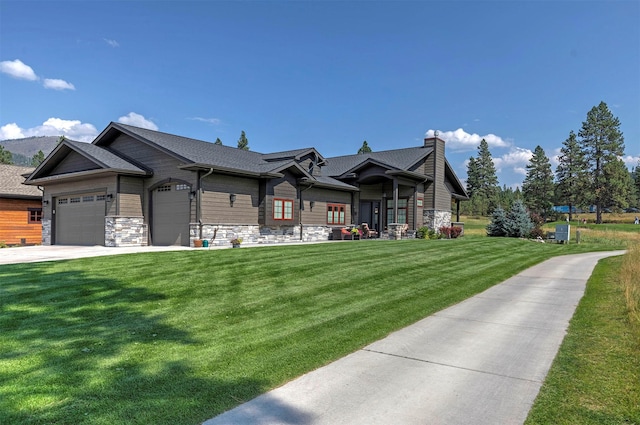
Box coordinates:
[0,245,195,265]
[202,250,625,425]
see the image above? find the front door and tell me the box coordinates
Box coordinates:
[359,201,380,232]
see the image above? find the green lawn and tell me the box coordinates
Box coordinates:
[0,237,627,425]
[525,254,640,424]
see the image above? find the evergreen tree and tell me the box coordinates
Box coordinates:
[555,130,589,220]
[465,139,499,215]
[214,138,223,145]
[486,205,507,237]
[601,158,633,211]
[358,140,372,154]
[237,131,249,151]
[30,150,45,167]
[0,145,13,164]
[522,145,554,219]
[578,101,625,223]
[633,160,640,205]
[57,135,66,144]
[504,200,533,238]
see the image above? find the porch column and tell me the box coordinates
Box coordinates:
[414,185,418,230]
[393,179,399,223]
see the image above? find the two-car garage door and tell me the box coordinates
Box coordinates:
[55,192,106,245]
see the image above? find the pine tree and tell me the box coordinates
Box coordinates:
[486,205,507,237]
[633,160,640,205]
[214,138,223,146]
[578,101,625,223]
[30,150,45,167]
[601,158,633,212]
[555,130,589,220]
[504,200,533,238]
[522,145,554,219]
[237,131,249,151]
[0,145,13,164]
[465,139,499,215]
[358,140,372,154]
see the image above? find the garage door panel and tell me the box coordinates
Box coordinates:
[55,192,106,245]
[152,184,190,246]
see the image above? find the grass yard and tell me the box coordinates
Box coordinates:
[525,244,640,424]
[0,237,629,425]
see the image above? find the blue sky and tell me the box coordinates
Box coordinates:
[1,0,638,188]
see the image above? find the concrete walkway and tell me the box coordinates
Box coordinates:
[202,250,626,425]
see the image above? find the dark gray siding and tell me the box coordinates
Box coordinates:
[301,187,352,225]
[51,151,100,175]
[200,173,259,224]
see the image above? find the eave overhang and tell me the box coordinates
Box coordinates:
[178,163,284,179]
[24,168,150,185]
[385,169,432,182]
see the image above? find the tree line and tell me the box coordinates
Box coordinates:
[464,101,639,224]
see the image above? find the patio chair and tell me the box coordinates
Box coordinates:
[361,223,378,239]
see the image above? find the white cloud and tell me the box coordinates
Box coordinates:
[0,118,98,143]
[43,78,76,91]
[0,123,25,140]
[622,155,640,168]
[117,112,158,130]
[189,117,222,125]
[104,38,120,47]
[0,59,78,91]
[493,147,533,174]
[0,59,38,81]
[425,128,510,151]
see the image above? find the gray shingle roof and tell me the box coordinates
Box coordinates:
[65,140,147,173]
[0,164,41,197]
[322,147,432,176]
[111,123,270,173]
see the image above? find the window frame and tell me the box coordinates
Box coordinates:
[273,198,294,221]
[28,208,43,224]
[327,203,346,225]
[386,198,408,224]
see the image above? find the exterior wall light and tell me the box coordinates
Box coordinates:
[229,193,236,207]
[309,200,315,211]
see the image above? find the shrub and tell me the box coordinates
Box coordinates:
[416,226,430,239]
[439,226,463,239]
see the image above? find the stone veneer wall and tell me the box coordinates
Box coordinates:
[105,217,148,247]
[42,218,51,245]
[191,223,331,247]
[423,209,452,233]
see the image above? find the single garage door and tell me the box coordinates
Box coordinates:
[55,192,106,245]
[151,183,190,246]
